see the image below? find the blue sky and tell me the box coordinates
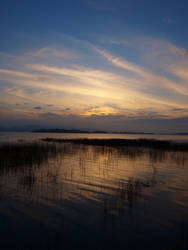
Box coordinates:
[0,0,188,132]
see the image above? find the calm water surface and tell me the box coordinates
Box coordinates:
[0,139,188,249]
[0,131,188,142]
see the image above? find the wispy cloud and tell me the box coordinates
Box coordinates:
[1,36,188,124]
[169,63,188,84]
[23,47,75,60]
[95,47,188,96]
[99,38,130,46]
[95,47,148,76]
[1,62,187,119]
[0,69,41,79]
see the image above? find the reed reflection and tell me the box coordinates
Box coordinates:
[0,141,188,250]
[0,142,187,205]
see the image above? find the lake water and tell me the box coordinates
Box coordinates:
[0,134,188,249]
[0,131,188,142]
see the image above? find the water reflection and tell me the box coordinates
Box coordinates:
[0,142,188,249]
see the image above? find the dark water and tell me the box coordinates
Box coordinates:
[0,142,188,250]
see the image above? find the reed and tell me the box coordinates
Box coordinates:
[0,142,60,169]
[41,138,188,151]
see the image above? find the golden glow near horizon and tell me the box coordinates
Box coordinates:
[0,36,188,131]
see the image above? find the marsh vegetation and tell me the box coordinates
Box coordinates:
[42,138,188,151]
[0,139,188,249]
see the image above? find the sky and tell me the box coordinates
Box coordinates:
[0,0,188,132]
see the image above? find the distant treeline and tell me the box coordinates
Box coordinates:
[33,128,107,133]
[33,128,188,135]
[42,138,188,151]
[33,128,155,134]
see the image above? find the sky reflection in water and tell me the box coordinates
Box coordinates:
[0,142,188,250]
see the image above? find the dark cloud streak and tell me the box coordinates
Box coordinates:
[34,106,42,110]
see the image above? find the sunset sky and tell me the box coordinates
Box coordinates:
[0,0,188,132]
